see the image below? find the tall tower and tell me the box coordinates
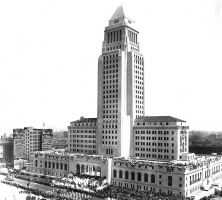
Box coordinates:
[97,6,145,157]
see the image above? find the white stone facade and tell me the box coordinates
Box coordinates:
[28,6,222,199]
[110,156,222,197]
[67,117,97,154]
[29,150,111,181]
[133,117,189,161]
[97,6,145,158]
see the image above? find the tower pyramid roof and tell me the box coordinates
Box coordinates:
[110,6,125,20]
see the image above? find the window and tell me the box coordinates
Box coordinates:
[151,174,155,183]
[144,173,148,182]
[113,170,117,178]
[168,176,172,186]
[131,172,135,180]
[138,173,141,181]
[119,170,123,178]
[125,171,129,179]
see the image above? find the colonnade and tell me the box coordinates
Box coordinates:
[107,30,122,44]
[76,164,101,177]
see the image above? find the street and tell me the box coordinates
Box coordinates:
[1,174,57,192]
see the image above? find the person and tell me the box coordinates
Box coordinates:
[27,181,30,189]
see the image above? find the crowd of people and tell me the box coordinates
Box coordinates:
[1,170,218,200]
[1,177,197,200]
[199,195,215,200]
[51,173,107,192]
[89,185,198,200]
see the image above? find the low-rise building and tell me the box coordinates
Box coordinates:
[111,154,222,197]
[29,149,110,180]
[52,138,68,149]
[29,148,222,198]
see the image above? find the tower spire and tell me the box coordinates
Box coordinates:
[110,5,125,20]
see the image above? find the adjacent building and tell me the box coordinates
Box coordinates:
[0,136,14,167]
[42,129,53,151]
[52,138,68,150]
[13,127,53,160]
[13,129,25,159]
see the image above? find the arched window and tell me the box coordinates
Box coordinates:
[77,164,80,174]
[119,170,123,178]
[138,172,141,181]
[56,163,59,169]
[35,160,38,167]
[131,172,135,180]
[45,161,47,168]
[65,164,67,171]
[113,170,117,178]
[93,166,96,172]
[151,174,155,183]
[144,173,148,182]
[52,162,55,169]
[48,162,51,168]
[81,165,85,173]
[96,166,101,172]
[125,171,129,179]
[60,163,63,170]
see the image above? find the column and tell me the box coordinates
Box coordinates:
[113,31,114,43]
[89,166,92,176]
[120,30,122,41]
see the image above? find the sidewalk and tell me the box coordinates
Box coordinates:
[0,176,27,200]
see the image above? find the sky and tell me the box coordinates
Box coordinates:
[0,0,222,134]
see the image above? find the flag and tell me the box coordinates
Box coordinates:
[43,121,45,127]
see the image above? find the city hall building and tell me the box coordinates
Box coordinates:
[29,6,222,199]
